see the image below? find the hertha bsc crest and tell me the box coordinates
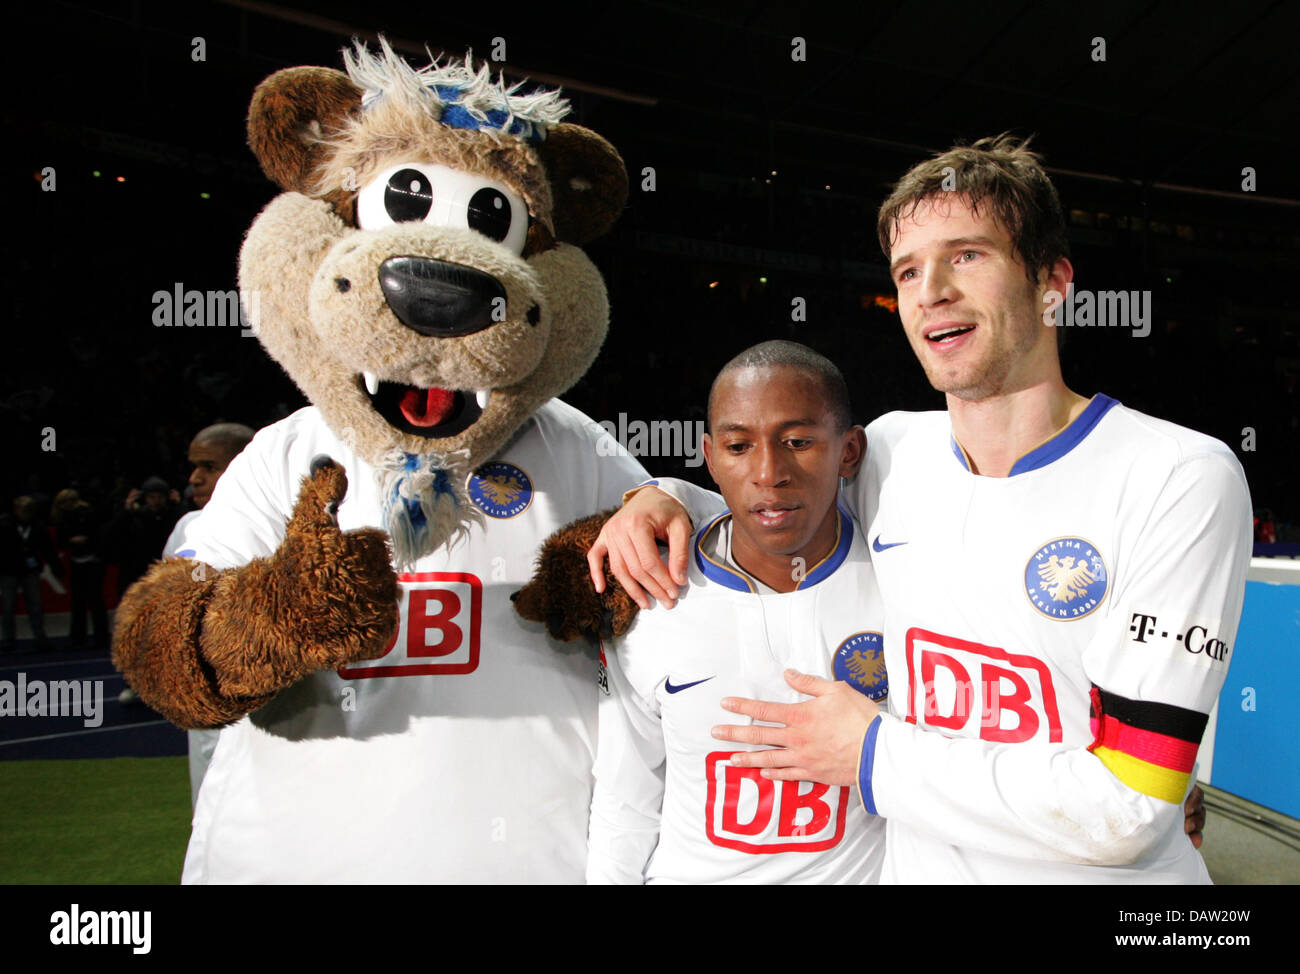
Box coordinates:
[1024,537,1108,620]
[834,631,888,700]
[469,462,533,518]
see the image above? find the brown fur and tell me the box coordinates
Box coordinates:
[537,125,628,244]
[111,558,264,728]
[512,509,639,642]
[523,219,557,258]
[112,462,399,728]
[247,66,363,223]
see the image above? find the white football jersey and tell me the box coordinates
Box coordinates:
[176,400,648,883]
[856,396,1251,883]
[588,505,888,884]
[653,395,1251,883]
[161,509,221,809]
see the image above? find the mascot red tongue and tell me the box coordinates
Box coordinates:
[400,387,455,426]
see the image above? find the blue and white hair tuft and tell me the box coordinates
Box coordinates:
[343,37,570,143]
[375,448,483,569]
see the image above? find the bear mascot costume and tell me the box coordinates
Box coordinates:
[113,39,645,883]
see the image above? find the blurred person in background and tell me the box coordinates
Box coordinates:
[0,496,60,654]
[52,488,109,651]
[106,476,181,601]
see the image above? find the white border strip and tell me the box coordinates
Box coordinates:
[0,719,170,747]
[1249,557,1300,585]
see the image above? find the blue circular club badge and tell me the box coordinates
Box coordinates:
[468,462,533,518]
[834,631,888,701]
[1024,537,1108,620]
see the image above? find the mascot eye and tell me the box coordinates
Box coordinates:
[356,162,530,255]
[384,169,434,222]
[467,188,514,243]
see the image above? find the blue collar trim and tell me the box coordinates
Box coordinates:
[797,507,853,589]
[692,506,854,593]
[951,437,972,472]
[693,513,755,593]
[949,394,1120,477]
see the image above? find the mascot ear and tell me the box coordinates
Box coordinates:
[247,66,362,216]
[538,123,628,244]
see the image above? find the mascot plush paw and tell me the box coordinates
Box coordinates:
[113,39,646,884]
[113,457,398,728]
[511,509,640,641]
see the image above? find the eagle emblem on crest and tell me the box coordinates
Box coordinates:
[1024,538,1107,620]
[1036,555,1097,603]
[834,632,888,700]
[846,648,886,686]
[480,473,524,507]
[469,461,533,518]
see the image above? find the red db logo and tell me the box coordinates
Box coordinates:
[704,752,848,853]
[903,628,1062,743]
[338,572,482,679]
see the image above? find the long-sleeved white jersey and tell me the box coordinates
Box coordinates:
[588,505,887,884]
[163,511,222,809]
[174,400,648,883]
[652,395,1251,883]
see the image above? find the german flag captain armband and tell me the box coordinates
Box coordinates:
[1087,686,1206,804]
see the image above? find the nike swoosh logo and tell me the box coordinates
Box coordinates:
[872,535,908,552]
[665,676,714,694]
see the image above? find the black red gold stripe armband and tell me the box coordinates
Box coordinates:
[1087,686,1206,804]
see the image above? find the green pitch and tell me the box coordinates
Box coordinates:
[0,757,191,884]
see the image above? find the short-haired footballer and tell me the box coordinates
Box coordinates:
[586,342,888,884]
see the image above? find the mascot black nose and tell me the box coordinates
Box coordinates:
[378,257,508,337]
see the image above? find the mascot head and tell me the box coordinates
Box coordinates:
[239,39,626,567]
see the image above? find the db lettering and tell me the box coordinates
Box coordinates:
[704,752,848,853]
[905,628,1063,743]
[338,572,482,678]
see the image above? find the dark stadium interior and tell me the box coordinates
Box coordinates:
[7,0,1298,552]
